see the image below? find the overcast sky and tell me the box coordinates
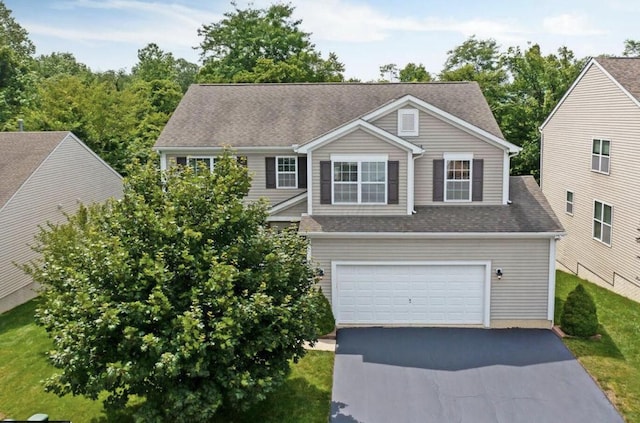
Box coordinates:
[5,0,639,80]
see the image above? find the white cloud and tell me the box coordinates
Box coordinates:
[542,13,606,36]
[292,0,528,43]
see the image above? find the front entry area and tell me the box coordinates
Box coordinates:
[333,262,489,326]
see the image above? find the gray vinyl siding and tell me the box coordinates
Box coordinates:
[372,109,505,205]
[312,129,408,215]
[310,237,550,321]
[166,153,306,207]
[269,199,308,217]
[541,63,640,302]
[0,136,122,312]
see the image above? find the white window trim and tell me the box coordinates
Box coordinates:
[330,154,388,205]
[187,156,216,173]
[565,190,574,216]
[275,156,298,189]
[591,138,611,175]
[593,199,613,246]
[397,108,419,136]
[443,153,474,203]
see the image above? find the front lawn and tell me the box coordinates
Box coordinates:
[555,271,640,422]
[0,300,334,422]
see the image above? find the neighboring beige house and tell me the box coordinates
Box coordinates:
[154,83,564,328]
[541,57,640,302]
[0,131,123,313]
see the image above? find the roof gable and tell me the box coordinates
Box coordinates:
[154,82,505,149]
[541,57,640,130]
[363,95,520,153]
[0,131,69,209]
[295,119,424,154]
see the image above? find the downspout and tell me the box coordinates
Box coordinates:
[411,153,424,214]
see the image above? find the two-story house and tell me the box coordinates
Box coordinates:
[154,83,563,329]
[541,57,640,302]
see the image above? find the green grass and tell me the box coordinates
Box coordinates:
[555,271,640,422]
[0,299,334,422]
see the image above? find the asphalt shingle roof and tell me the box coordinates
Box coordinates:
[299,176,564,234]
[0,131,69,209]
[154,82,504,148]
[596,57,640,101]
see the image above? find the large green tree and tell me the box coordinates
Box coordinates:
[197,2,344,82]
[399,63,432,82]
[439,36,508,122]
[502,44,584,177]
[0,1,37,129]
[27,153,324,422]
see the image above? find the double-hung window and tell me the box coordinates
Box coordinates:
[276,156,297,188]
[591,139,610,174]
[188,156,216,174]
[565,190,574,215]
[444,153,473,201]
[593,200,612,245]
[332,155,387,204]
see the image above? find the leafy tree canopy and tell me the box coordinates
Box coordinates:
[27,153,324,422]
[399,63,432,82]
[623,39,640,57]
[196,2,344,82]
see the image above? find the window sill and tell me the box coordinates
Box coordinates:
[593,237,612,248]
[590,169,610,175]
[331,202,389,206]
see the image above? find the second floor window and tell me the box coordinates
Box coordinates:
[445,159,472,201]
[333,157,387,204]
[591,139,610,174]
[276,156,297,188]
[188,156,216,174]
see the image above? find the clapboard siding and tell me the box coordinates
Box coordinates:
[310,238,550,321]
[270,199,308,217]
[541,63,640,302]
[311,129,408,215]
[0,135,122,312]
[372,109,504,205]
[166,153,306,207]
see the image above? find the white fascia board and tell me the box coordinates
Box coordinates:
[67,133,123,180]
[268,192,308,215]
[152,146,296,154]
[299,231,565,239]
[266,216,302,222]
[295,119,424,154]
[362,95,521,154]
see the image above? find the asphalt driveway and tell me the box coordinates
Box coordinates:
[331,328,622,423]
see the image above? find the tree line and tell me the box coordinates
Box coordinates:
[1,1,637,177]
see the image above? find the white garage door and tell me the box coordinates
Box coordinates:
[334,263,487,325]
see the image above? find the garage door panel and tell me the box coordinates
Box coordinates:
[335,264,486,325]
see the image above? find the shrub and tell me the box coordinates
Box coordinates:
[561,284,599,337]
[314,288,335,336]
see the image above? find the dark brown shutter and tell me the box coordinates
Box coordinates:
[387,161,399,204]
[176,156,187,166]
[472,159,483,202]
[297,156,307,189]
[265,157,276,189]
[320,160,331,204]
[433,159,444,202]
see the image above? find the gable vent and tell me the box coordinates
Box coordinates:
[398,108,419,136]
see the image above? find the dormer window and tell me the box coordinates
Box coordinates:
[398,108,419,136]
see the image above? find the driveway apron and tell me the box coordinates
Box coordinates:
[330,327,622,423]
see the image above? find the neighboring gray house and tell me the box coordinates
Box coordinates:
[154,83,564,328]
[541,57,640,302]
[0,131,123,313]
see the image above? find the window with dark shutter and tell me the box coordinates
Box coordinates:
[265,157,276,189]
[388,161,399,204]
[433,159,444,201]
[472,159,483,201]
[320,161,331,204]
[298,157,307,189]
